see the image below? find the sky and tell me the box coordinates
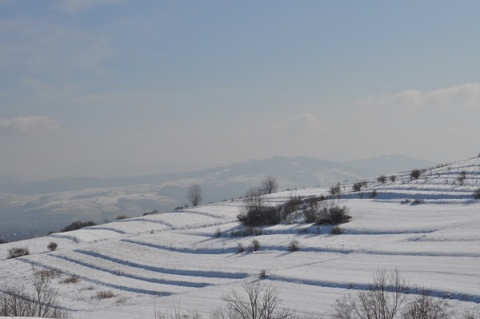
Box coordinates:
[1,0,480,180]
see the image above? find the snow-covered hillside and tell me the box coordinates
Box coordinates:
[0,154,435,242]
[1,156,479,318]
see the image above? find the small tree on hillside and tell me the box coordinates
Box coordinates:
[474,188,480,200]
[332,269,408,319]
[187,184,203,207]
[329,184,342,198]
[212,281,294,319]
[458,171,467,185]
[260,176,280,194]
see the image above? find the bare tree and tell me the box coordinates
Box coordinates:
[332,269,408,319]
[0,269,68,318]
[401,289,452,319]
[461,308,480,319]
[212,281,293,319]
[187,184,203,207]
[242,187,265,215]
[260,176,279,194]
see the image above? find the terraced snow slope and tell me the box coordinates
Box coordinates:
[1,156,479,318]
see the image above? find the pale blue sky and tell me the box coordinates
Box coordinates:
[1,0,480,180]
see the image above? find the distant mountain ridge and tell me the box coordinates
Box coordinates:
[0,155,435,195]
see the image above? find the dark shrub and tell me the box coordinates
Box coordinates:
[250,239,260,252]
[143,209,158,216]
[61,221,96,232]
[458,171,467,185]
[411,199,424,205]
[330,226,345,235]
[0,237,6,244]
[288,240,300,252]
[304,208,316,223]
[238,206,280,227]
[303,196,326,223]
[47,242,58,251]
[474,188,480,200]
[369,190,378,198]
[410,169,421,180]
[390,175,397,183]
[328,205,352,224]
[314,203,351,225]
[96,291,115,299]
[236,243,245,253]
[238,187,281,227]
[8,247,29,259]
[281,196,303,221]
[258,269,267,279]
[352,182,363,192]
[377,175,387,184]
[61,275,79,284]
[115,215,128,220]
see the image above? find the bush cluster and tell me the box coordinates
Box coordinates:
[61,220,96,232]
[305,201,351,225]
[96,291,115,299]
[330,226,345,235]
[352,182,364,192]
[280,196,304,220]
[237,187,281,227]
[7,247,29,259]
[238,206,280,227]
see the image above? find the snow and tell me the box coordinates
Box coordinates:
[1,157,480,318]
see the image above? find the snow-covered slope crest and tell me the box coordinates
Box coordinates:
[0,156,479,319]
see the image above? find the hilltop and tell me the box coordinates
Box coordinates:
[0,155,479,318]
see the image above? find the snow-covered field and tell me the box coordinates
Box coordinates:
[1,157,479,318]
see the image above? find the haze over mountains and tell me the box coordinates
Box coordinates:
[0,154,434,242]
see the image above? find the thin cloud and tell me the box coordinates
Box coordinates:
[56,0,127,13]
[0,17,113,73]
[273,112,324,136]
[0,116,60,133]
[360,83,480,109]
